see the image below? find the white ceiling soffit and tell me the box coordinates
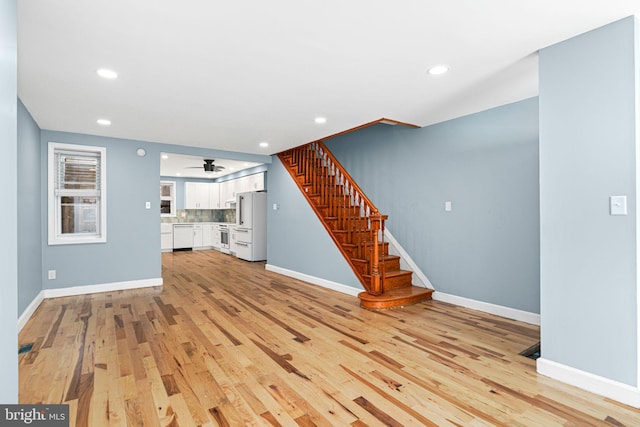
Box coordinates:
[160,153,263,179]
[17,1,640,155]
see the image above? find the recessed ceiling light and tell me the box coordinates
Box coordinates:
[259,142,269,148]
[176,172,181,176]
[243,162,249,166]
[427,65,449,75]
[97,119,111,126]
[315,117,327,124]
[229,167,235,171]
[161,154,169,160]
[97,68,118,79]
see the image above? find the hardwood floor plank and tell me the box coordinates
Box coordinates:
[41,304,67,349]
[18,250,640,426]
[353,396,403,427]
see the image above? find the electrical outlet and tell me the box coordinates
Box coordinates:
[48,270,56,280]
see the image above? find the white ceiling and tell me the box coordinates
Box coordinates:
[160,153,263,179]
[18,1,640,156]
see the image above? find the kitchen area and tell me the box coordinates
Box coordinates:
[160,153,267,262]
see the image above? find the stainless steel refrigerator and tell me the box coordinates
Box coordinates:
[235,191,267,261]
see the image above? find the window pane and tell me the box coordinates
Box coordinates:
[161,184,172,197]
[60,196,98,234]
[57,153,99,190]
[160,200,172,214]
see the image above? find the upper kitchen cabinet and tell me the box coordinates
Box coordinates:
[209,182,221,209]
[184,172,265,210]
[220,173,265,207]
[185,182,211,209]
[243,173,265,192]
[219,180,236,207]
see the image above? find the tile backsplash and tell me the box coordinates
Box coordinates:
[161,209,236,223]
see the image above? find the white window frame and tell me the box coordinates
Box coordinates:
[48,142,107,245]
[160,180,176,217]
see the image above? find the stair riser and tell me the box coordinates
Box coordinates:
[382,274,413,290]
[365,272,413,291]
[382,258,400,271]
[351,258,400,275]
[335,233,374,245]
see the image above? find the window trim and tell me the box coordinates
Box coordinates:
[48,142,107,245]
[160,180,176,217]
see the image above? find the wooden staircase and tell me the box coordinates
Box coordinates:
[278,141,433,310]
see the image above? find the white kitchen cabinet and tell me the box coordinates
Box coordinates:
[202,223,213,247]
[235,176,250,194]
[209,183,220,209]
[161,223,173,251]
[212,224,221,249]
[184,174,264,211]
[185,182,211,209]
[220,180,236,207]
[246,173,264,191]
[193,224,203,247]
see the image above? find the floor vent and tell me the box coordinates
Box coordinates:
[519,342,540,360]
[18,343,34,354]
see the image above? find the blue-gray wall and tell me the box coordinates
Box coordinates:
[267,156,362,289]
[539,16,638,386]
[41,131,164,288]
[325,98,540,313]
[40,132,271,290]
[1,0,18,403]
[18,100,42,314]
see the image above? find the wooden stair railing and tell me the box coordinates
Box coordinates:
[278,141,433,309]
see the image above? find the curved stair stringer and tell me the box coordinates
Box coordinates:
[268,156,365,294]
[384,229,434,290]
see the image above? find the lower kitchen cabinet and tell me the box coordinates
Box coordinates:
[193,224,203,248]
[161,223,173,251]
[203,224,213,247]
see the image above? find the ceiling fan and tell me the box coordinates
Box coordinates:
[186,159,225,173]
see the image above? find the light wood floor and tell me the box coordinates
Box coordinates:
[19,250,640,426]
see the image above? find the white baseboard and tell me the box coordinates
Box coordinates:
[18,291,45,332]
[265,264,362,297]
[384,229,434,289]
[43,277,163,299]
[537,358,640,408]
[432,291,540,325]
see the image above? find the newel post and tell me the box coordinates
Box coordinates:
[369,212,384,295]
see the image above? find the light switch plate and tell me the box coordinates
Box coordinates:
[610,195,627,215]
[145,201,151,209]
[445,201,452,212]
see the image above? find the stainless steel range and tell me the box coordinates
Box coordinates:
[218,223,230,253]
